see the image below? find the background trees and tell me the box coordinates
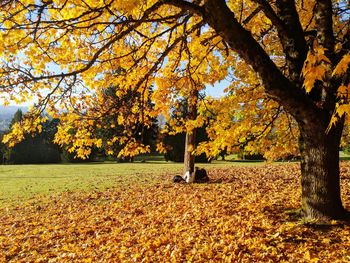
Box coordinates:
[1,1,350,221]
[1,110,61,164]
[162,94,211,172]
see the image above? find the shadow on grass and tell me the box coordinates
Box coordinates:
[226,159,265,163]
[0,177,73,179]
[263,204,350,231]
[261,203,302,222]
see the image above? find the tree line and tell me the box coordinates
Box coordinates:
[0,107,214,164]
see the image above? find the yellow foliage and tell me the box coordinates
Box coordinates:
[333,54,350,76]
[0,0,349,160]
[302,48,331,93]
[2,114,48,148]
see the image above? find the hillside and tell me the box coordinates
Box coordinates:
[0,106,28,132]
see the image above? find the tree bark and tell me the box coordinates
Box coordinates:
[184,130,196,174]
[200,0,349,221]
[298,117,347,221]
[184,91,198,176]
[202,0,319,125]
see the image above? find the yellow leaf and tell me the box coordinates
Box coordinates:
[333,54,350,76]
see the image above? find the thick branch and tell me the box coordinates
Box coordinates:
[275,0,308,82]
[252,0,285,31]
[200,0,319,124]
[162,0,204,16]
[315,0,335,54]
[254,0,307,82]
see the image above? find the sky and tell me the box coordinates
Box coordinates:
[205,79,229,98]
[3,78,229,107]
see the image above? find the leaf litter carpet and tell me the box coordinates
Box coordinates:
[1,163,350,262]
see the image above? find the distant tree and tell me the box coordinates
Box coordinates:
[10,109,23,127]
[163,96,210,163]
[51,84,159,161]
[218,148,227,161]
[60,147,100,163]
[0,132,4,164]
[163,128,210,163]
[5,114,61,164]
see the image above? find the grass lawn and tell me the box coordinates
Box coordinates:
[0,159,266,207]
[2,150,350,207]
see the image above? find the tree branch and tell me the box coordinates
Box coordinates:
[242,6,262,25]
[5,1,172,84]
[315,0,335,54]
[255,0,307,82]
[276,0,308,74]
[199,0,319,124]
[162,0,204,16]
[251,0,285,32]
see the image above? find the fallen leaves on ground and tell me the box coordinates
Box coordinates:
[1,163,350,262]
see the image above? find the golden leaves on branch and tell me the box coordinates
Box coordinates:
[2,114,48,148]
[302,48,331,93]
[327,54,350,131]
[2,0,350,162]
[195,75,299,161]
[333,54,350,77]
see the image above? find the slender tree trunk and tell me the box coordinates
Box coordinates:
[184,130,196,174]
[184,90,198,176]
[298,119,347,221]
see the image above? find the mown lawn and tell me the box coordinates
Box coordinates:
[1,161,350,262]
[0,160,265,207]
[0,161,180,207]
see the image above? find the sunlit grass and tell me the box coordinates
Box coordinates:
[2,151,349,207]
[0,159,266,207]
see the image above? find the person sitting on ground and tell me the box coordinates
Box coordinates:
[173,167,209,183]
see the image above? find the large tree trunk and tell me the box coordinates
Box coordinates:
[298,118,347,221]
[199,0,348,220]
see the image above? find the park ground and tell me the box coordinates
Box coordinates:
[1,158,350,262]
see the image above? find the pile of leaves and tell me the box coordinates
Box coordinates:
[1,163,350,262]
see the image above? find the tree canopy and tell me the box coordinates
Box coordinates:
[0,0,347,158]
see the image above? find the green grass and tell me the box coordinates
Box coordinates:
[0,159,267,207]
[2,150,350,207]
[340,151,350,160]
[0,162,175,207]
